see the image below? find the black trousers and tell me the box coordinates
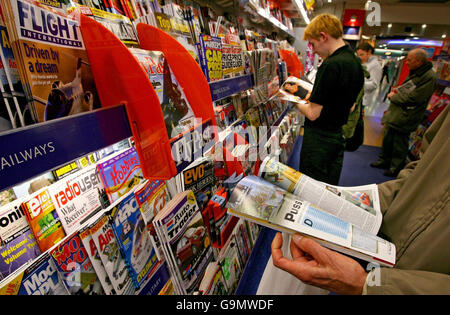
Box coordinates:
[299,126,345,185]
[378,126,410,172]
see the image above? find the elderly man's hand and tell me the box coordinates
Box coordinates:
[271,233,367,295]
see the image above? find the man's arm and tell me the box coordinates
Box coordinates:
[295,100,323,121]
[389,73,436,108]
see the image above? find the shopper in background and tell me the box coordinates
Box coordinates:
[370,48,437,177]
[295,13,364,185]
[356,42,382,109]
[380,60,390,86]
[271,104,450,294]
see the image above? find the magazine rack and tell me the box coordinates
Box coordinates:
[80,15,217,181]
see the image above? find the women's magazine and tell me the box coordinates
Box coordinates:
[258,156,383,235]
[226,175,395,267]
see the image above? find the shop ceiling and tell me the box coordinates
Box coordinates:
[206,1,449,43]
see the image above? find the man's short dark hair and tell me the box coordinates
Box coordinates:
[357,42,375,54]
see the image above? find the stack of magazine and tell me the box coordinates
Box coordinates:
[153,190,214,294]
[226,157,396,267]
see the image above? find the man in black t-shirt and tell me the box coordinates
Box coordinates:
[295,14,364,185]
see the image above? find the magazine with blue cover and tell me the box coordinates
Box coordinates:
[0,252,68,295]
[109,191,159,289]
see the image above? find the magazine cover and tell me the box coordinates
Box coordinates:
[259,157,382,234]
[0,21,31,128]
[198,34,223,82]
[198,261,228,295]
[217,235,243,294]
[97,147,144,204]
[226,176,396,267]
[181,157,215,209]
[48,164,105,235]
[1,0,101,122]
[78,220,115,295]
[0,252,69,295]
[134,179,170,260]
[0,198,41,281]
[89,210,135,295]
[109,191,159,289]
[88,6,139,47]
[50,231,104,295]
[154,190,214,294]
[221,43,244,79]
[136,260,172,295]
[21,187,66,252]
[129,48,196,139]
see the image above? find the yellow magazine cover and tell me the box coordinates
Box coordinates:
[1,0,100,122]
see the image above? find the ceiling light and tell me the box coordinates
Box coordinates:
[442,34,447,38]
[388,24,392,28]
[422,24,427,28]
[388,39,443,47]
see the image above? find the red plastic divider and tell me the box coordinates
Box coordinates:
[136,23,216,127]
[80,14,176,179]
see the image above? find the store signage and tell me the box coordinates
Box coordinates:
[0,105,132,191]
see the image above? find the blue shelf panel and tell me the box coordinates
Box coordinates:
[209,74,254,102]
[437,79,450,87]
[0,105,132,191]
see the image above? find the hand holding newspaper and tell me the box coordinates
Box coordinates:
[226,175,395,267]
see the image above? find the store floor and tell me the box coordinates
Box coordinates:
[235,85,393,294]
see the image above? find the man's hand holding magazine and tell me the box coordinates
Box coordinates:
[271,233,367,295]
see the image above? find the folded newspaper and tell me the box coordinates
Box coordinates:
[259,157,382,235]
[226,174,395,267]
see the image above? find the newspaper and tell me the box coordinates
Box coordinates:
[226,176,395,267]
[259,156,382,235]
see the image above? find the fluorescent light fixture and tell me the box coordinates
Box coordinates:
[293,0,310,24]
[387,39,443,46]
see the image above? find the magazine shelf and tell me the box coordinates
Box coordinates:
[0,1,302,295]
[253,6,295,39]
[0,104,131,191]
[209,74,254,102]
[437,79,450,87]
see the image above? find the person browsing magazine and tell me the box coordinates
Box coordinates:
[294,14,364,185]
[271,104,450,294]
